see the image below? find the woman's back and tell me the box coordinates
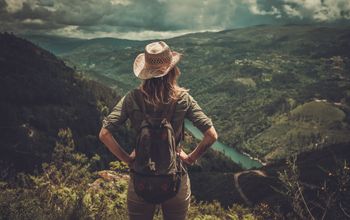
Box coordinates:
[102,88,213,147]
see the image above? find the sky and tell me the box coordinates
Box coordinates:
[0,0,350,40]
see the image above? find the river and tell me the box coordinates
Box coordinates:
[184,119,263,169]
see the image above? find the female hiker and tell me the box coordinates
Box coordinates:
[99,41,218,220]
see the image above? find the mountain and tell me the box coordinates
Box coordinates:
[0,32,128,172]
[24,34,146,55]
[25,25,350,163]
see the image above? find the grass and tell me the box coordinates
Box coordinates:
[243,101,350,162]
[290,101,346,124]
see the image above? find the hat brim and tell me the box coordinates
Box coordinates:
[133,51,182,80]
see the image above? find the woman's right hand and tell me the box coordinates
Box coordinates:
[127,150,136,167]
[177,149,196,165]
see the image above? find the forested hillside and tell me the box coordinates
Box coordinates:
[0,32,125,173]
[26,25,350,163]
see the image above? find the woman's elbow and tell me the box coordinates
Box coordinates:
[206,126,218,141]
[99,127,110,141]
[212,129,218,141]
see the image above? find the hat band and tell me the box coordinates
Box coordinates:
[145,54,172,66]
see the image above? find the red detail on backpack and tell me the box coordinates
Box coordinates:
[137,182,145,191]
[161,182,169,191]
[161,130,168,140]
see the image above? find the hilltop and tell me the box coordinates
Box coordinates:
[25,25,350,163]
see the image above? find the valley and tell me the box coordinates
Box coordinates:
[27,25,350,164]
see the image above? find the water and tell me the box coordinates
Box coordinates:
[184,119,263,170]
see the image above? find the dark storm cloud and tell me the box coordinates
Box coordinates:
[0,0,6,11]
[0,0,349,39]
[46,0,237,31]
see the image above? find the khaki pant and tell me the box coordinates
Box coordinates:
[127,173,191,220]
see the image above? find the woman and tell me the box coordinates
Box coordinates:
[99,41,218,220]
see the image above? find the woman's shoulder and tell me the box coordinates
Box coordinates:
[126,88,139,97]
[120,88,141,110]
[176,90,192,109]
[177,89,189,100]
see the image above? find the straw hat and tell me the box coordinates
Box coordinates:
[133,41,182,79]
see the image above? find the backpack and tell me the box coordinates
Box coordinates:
[131,90,182,204]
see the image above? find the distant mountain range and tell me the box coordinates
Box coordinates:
[22,34,146,55]
[24,25,350,163]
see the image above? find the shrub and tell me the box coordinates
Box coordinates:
[277,155,350,219]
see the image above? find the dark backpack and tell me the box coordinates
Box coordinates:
[131,91,182,204]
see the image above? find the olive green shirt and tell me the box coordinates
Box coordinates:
[102,88,213,146]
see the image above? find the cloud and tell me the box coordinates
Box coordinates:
[110,0,130,6]
[283,4,303,19]
[49,25,219,40]
[1,0,240,38]
[5,0,26,13]
[244,0,281,17]
[283,0,350,21]
[0,0,349,39]
[22,18,44,24]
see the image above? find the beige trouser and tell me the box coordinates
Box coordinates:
[127,173,191,220]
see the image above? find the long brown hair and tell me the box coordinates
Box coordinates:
[139,66,188,107]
